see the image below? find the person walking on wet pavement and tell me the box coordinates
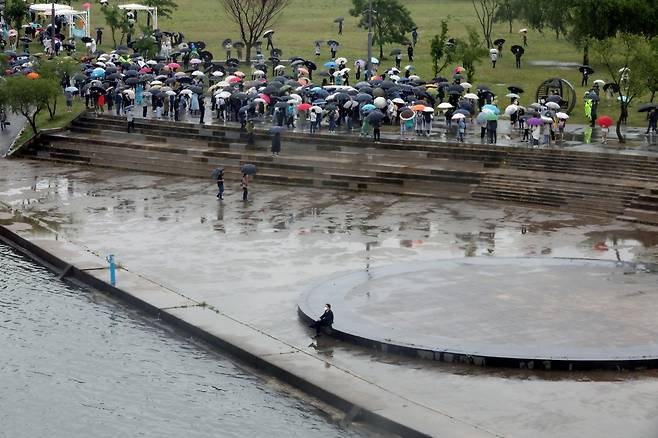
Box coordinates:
[647,109,658,134]
[126,105,135,133]
[310,303,334,337]
[216,170,224,200]
[241,173,249,201]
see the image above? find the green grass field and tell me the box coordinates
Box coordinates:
[54,0,654,127]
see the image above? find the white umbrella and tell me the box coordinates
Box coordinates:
[252,69,265,76]
[216,81,230,87]
[556,112,569,119]
[310,105,323,112]
[216,91,232,98]
[289,93,302,103]
[374,97,387,108]
[408,74,420,81]
[191,71,205,77]
[274,65,285,71]
[504,104,519,115]
[146,60,157,65]
[519,28,528,33]
[593,79,605,86]
[180,89,193,96]
[451,113,466,120]
[392,97,405,104]
[150,80,163,86]
[489,48,498,54]
[165,90,176,96]
[506,93,520,99]
[464,93,479,100]
[437,102,453,110]
[212,71,224,77]
[545,101,561,110]
[460,82,472,89]
[335,57,347,65]
[423,106,435,113]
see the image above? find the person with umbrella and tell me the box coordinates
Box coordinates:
[271,129,282,156]
[126,104,135,133]
[580,65,593,87]
[215,169,225,200]
[330,41,338,59]
[96,27,103,45]
[407,44,414,62]
[494,38,505,58]
[315,41,321,57]
[647,108,658,135]
[490,49,498,69]
[241,173,250,201]
[487,116,498,144]
[395,51,402,69]
[199,97,206,124]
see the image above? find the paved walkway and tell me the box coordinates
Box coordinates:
[0,112,26,156]
[1,157,658,437]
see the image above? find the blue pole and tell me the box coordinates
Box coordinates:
[107,254,116,286]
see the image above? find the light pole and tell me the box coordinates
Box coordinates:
[366,0,372,80]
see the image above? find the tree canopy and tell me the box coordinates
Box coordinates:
[219,0,290,62]
[350,0,416,59]
[0,77,60,134]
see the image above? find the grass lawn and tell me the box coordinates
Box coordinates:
[14,94,85,148]
[39,0,655,127]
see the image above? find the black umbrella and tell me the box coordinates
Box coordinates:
[290,59,305,67]
[241,164,257,175]
[454,108,471,117]
[326,40,339,47]
[493,38,506,46]
[275,101,291,109]
[106,73,122,80]
[546,95,563,103]
[196,41,207,50]
[189,86,204,94]
[304,60,317,71]
[233,41,244,50]
[447,84,464,95]
[222,38,232,49]
[81,36,93,43]
[579,65,594,75]
[390,48,401,56]
[638,103,658,112]
[507,84,524,94]
[125,77,139,85]
[584,91,600,101]
[510,45,524,55]
[226,58,240,67]
[355,93,373,102]
[334,17,344,23]
[603,83,619,92]
[476,84,490,91]
[270,48,282,58]
[211,168,224,179]
[366,110,385,123]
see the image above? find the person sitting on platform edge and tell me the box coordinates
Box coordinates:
[310,303,334,337]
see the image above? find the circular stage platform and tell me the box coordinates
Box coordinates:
[298,258,658,370]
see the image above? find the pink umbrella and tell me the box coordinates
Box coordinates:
[167,62,181,69]
[297,103,312,111]
[189,59,202,65]
[228,76,242,83]
[139,67,152,73]
[82,2,91,10]
[258,93,271,104]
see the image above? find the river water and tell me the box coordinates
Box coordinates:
[0,244,368,438]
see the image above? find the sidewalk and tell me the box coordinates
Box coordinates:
[0,112,26,156]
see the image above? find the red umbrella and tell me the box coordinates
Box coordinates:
[297,103,312,111]
[167,62,180,70]
[596,115,614,128]
[228,76,242,83]
[258,93,271,104]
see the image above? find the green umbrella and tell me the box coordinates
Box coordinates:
[484,112,498,121]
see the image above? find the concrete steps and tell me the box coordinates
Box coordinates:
[16,112,658,225]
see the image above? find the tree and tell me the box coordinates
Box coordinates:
[38,57,79,118]
[454,26,488,83]
[4,0,29,33]
[350,0,416,60]
[1,77,60,134]
[430,19,455,76]
[143,0,178,27]
[493,0,516,34]
[219,0,290,63]
[101,3,132,47]
[471,0,499,48]
[590,34,654,143]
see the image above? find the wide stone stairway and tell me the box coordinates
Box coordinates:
[16,112,658,226]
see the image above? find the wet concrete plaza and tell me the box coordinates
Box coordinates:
[301,257,658,366]
[2,157,658,437]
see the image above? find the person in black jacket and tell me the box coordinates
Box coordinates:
[310,303,334,336]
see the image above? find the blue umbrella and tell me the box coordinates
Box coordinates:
[92,67,105,78]
[361,104,376,113]
[324,61,337,68]
[482,104,500,114]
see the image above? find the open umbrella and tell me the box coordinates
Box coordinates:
[326,40,339,47]
[504,104,519,115]
[451,113,466,120]
[638,103,658,113]
[297,103,312,111]
[506,93,520,99]
[556,112,569,119]
[399,109,415,121]
[241,164,257,175]
[510,45,524,55]
[545,101,561,110]
[390,48,402,56]
[64,86,78,93]
[579,65,594,75]
[527,117,543,126]
[596,116,614,128]
[482,104,500,114]
[334,17,344,23]
[437,102,453,110]
[263,30,275,38]
[507,84,524,94]
[366,110,385,123]
[211,168,224,179]
[493,38,505,46]
[464,93,479,100]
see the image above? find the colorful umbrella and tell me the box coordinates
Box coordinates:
[596,116,614,128]
[527,117,543,126]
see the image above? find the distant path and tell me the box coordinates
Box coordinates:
[0,112,26,156]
